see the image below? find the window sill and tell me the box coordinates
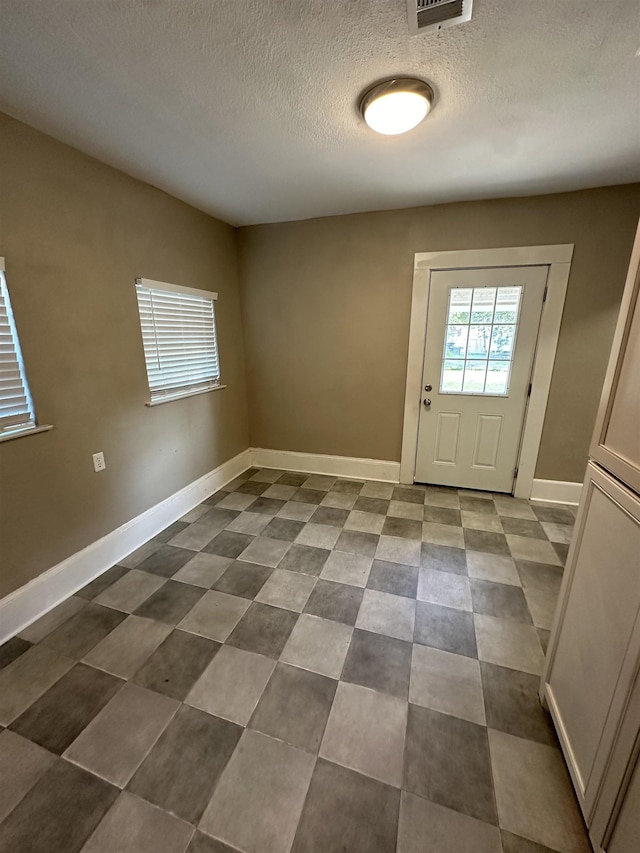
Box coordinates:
[0,424,54,444]
[145,384,227,407]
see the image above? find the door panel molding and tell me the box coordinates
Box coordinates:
[400,245,574,497]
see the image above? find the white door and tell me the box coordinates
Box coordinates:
[415,265,548,492]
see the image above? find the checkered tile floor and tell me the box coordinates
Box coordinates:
[0,468,590,853]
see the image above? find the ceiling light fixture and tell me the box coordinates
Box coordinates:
[360,78,435,136]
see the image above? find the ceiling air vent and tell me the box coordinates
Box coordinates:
[407,0,473,35]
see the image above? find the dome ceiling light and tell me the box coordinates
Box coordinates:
[360,78,435,136]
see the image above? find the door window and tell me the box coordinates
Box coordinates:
[440,285,522,395]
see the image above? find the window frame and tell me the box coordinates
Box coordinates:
[135,277,225,407]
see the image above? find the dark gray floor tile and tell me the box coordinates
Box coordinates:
[463,529,510,556]
[153,520,190,543]
[353,496,390,515]
[515,559,563,592]
[278,472,309,487]
[367,560,418,598]
[0,637,31,671]
[382,516,422,540]
[404,704,497,825]
[40,603,127,659]
[278,543,331,576]
[0,759,117,853]
[423,505,462,526]
[310,506,349,527]
[291,758,399,853]
[501,517,547,540]
[187,832,239,853]
[481,662,557,746]
[501,830,560,853]
[459,496,497,515]
[537,628,551,654]
[303,579,364,625]
[203,489,231,505]
[134,580,205,625]
[392,486,424,504]
[261,517,305,541]
[249,662,337,752]
[133,629,219,700]
[137,544,195,578]
[420,543,468,575]
[235,480,270,496]
[414,601,477,658]
[470,579,532,624]
[249,497,287,515]
[201,507,242,528]
[552,542,570,565]
[127,704,242,824]
[203,530,254,558]
[212,561,273,599]
[335,529,379,558]
[10,663,123,754]
[531,505,575,525]
[76,565,129,601]
[341,629,412,699]
[332,479,365,496]
[226,602,299,658]
[291,488,325,505]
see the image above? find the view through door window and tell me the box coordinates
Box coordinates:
[440,285,522,395]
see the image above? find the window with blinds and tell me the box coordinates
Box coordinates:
[135,278,221,404]
[0,260,37,435]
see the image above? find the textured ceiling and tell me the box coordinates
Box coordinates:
[0,0,639,225]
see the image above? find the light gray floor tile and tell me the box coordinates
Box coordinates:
[178,590,250,642]
[277,501,317,522]
[172,554,232,588]
[424,489,460,509]
[410,644,485,725]
[295,522,342,549]
[360,481,395,499]
[507,535,562,566]
[344,510,386,534]
[262,483,298,500]
[461,511,504,533]
[303,474,336,491]
[467,551,521,586]
[179,504,211,524]
[216,492,259,511]
[375,535,421,567]
[118,541,161,569]
[319,681,407,787]
[255,569,316,612]
[489,730,590,853]
[474,614,545,675]
[200,729,315,853]
[251,468,283,483]
[515,559,563,595]
[94,570,166,613]
[540,522,574,544]
[493,498,538,520]
[398,791,502,853]
[523,587,559,630]
[388,500,424,520]
[81,791,194,853]
[281,614,352,678]
[83,615,172,678]
[422,522,465,548]
[320,491,357,509]
[418,568,472,611]
[64,682,179,787]
[355,589,415,642]
[225,511,271,536]
[237,536,291,567]
[320,550,373,587]
[0,730,55,822]
[168,524,220,551]
[0,644,74,726]
[18,596,86,643]
[186,645,275,725]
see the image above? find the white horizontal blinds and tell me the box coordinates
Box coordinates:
[135,278,220,401]
[0,262,36,433]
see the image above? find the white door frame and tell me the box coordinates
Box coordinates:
[400,244,574,498]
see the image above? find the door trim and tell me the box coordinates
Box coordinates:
[400,244,574,497]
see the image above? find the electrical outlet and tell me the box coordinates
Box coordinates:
[92,451,106,472]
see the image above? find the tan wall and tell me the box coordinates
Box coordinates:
[238,185,640,482]
[0,113,249,598]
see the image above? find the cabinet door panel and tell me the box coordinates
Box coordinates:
[607,757,640,853]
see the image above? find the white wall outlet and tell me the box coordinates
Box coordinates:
[92,451,106,472]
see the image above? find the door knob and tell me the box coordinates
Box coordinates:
[423,398,431,408]
[424,384,432,392]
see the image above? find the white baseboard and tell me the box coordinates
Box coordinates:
[531,478,583,506]
[0,449,251,644]
[250,448,400,483]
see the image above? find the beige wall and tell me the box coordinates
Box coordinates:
[238,185,640,482]
[0,113,249,598]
